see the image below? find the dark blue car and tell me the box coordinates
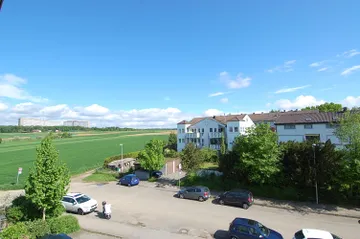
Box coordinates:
[229,218,283,239]
[119,174,139,187]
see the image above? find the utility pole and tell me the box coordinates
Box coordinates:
[120,144,123,172]
[312,143,319,204]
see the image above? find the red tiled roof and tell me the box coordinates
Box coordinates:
[177,114,247,126]
[248,110,320,122]
[274,112,343,124]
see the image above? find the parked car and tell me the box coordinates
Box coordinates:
[119,174,140,186]
[177,186,211,202]
[41,234,73,239]
[293,229,342,239]
[216,189,254,209]
[152,170,163,178]
[61,193,97,215]
[229,218,283,239]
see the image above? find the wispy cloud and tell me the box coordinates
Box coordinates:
[208,92,229,97]
[267,60,296,73]
[219,71,251,89]
[275,85,311,94]
[338,49,360,58]
[341,65,360,76]
[220,98,229,103]
[317,67,328,72]
[309,61,325,68]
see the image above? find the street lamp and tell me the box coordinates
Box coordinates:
[119,144,124,172]
[312,143,319,204]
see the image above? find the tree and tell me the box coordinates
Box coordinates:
[138,139,166,172]
[220,133,226,155]
[25,136,70,221]
[232,124,280,184]
[301,102,343,112]
[180,143,203,172]
[200,147,218,163]
[167,132,177,151]
[0,137,2,144]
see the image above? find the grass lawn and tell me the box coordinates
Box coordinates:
[0,131,169,190]
[82,169,118,183]
[200,162,219,170]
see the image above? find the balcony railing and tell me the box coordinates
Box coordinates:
[209,132,223,138]
[210,145,221,150]
[185,132,200,138]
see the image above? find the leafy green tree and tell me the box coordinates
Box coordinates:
[25,136,70,221]
[301,102,343,112]
[220,133,226,155]
[138,139,166,171]
[180,143,203,172]
[200,147,218,163]
[167,132,177,151]
[0,137,2,144]
[232,124,280,184]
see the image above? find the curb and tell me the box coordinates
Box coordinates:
[81,228,123,238]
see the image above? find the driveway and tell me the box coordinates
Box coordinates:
[70,181,359,239]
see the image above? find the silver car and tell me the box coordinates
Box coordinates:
[177,186,211,202]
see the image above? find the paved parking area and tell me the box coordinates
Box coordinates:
[70,181,359,239]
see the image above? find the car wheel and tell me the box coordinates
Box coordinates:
[78,208,84,215]
[230,237,238,239]
[128,183,131,187]
[198,196,204,202]
[179,194,184,199]
[219,199,224,205]
[242,203,249,210]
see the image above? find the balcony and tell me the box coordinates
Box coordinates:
[209,132,223,138]
[185,132,200,138]
[210,145,221,150]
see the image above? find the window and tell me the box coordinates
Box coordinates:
[219,128,223,132]
[249,228,260,237]
[235,225,249,234]
[229,127,233,132]
[201,138,204,146]
[234,127,239,132]
[294,230,305,239]
[210,128,213,132]
[198,128,200,133]
[178,129,181,134]
[181,129,185,133]
[304,124,313,129]
[179,139,181,143]
[326,123,337,128]
[182,139,185,143]
[62,197,73,203]
[284,124,296,129]
[197,138,200,143]
[305,135,320,142]
[186,188,195,193]
[195,188,201,193]
[201,128,204,133]
[75,195,91,204]
[214,128,217,132]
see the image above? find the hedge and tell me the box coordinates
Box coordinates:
[103,151,140,167]
[0,215,80,239]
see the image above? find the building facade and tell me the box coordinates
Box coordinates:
[275,112,343,146]
[177,114,255,152]
[63,120,90,128]
[18,118,63,127]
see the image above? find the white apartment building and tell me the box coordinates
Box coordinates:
[177,114,255,152]
[63,120,90,128]
[275,112,344,146]
[18,118,63,127]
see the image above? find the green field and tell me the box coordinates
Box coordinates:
[0,131,169,190]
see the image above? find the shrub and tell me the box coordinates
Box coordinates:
[48,215,80,234]
[5,206,25,224]
[148,177,158,182]
[25,220,51,239]
[103,151,140,167]
[164,149,179,158]
[0,222,30,239]
[6,196,41,223]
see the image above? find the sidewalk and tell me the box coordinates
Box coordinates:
[75,215,208,239]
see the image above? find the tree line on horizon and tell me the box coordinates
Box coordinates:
[270,102,360,113]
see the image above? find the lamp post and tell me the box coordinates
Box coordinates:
[119,144,123,172]
[312,143,319,204]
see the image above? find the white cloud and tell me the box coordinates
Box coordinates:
[317,67,328,72]
[275,95,326,110]
[340,49,360,58]
[203,109,223,117]
[219,71,251,89]
[309,61,324,67]
[342,96,360,108]
[209,92,228,97]
[341,65,360,76]
[275,85,311,94]
[12,102,41,113]
[267,60,296,73]
[0,102,8,111]
[82,104,110,116]
[220,98,229,103]
[0,74,47,102]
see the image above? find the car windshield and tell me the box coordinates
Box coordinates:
[294,230,305,239]
[257,222,270,236]
[331,234,341,239]
[75,195,91,204]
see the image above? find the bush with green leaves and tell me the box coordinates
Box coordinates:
[48,215,80,234]
[164,148,179,158]
[0,222,30,239]
[103,151,140,167]
[25,219,51,238]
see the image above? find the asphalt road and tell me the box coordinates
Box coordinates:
[70,181,359,239]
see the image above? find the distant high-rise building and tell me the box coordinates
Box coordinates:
[63,120,90,128]
[18,118,63,127]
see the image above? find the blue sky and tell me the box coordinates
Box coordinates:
[0,0,359,127]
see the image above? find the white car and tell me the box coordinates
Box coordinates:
[293,229,342,239]
[61,192,98,215]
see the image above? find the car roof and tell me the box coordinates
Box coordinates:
[65,192,83,198]
[227,189,251,194]
[126,174,136,177]
[301,229,333,239]
[232,218,257,226]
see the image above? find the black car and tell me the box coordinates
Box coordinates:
[152,170,163,178]
[229,218,283,239]
[216,189,254,209]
